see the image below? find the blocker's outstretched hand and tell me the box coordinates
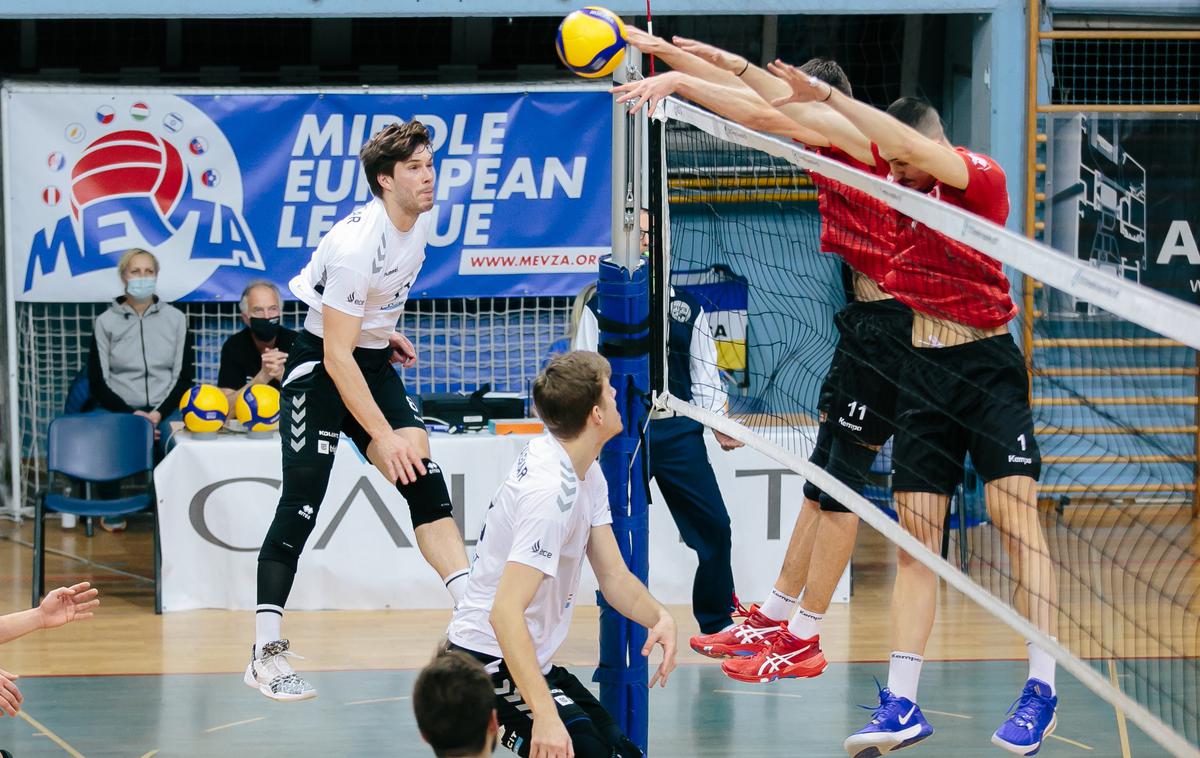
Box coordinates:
[671,35,747,74]
[38,582,100,630]
[622,25,674,58]
[766,59,834,106]
[611,71,684,116]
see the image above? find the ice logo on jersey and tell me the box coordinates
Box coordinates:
[23,95,264,297]
[529,540,553,559]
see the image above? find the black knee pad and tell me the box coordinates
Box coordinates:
[398,459,454,528]
[818,439,880,513]
[258,464,333,571]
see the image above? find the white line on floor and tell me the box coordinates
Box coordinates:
[205,716,267,733]
[345,696,411,706]
[712,688,805,700]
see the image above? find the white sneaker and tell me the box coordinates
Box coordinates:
[243,639,317,702]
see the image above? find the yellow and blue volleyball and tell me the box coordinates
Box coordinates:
[235,384,281,432]
[556,7,627,79]
[179,384,229,433]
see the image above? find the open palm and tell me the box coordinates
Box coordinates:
[38,582,100,629]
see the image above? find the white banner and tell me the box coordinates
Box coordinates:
[156,429,847,611]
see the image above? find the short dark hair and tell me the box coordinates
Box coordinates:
[413,652,495,757]
[533,351,611,440]
[886,97,944,139]
[359,121,433,198]
[799,57,852,98]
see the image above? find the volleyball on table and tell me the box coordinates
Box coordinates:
[180,384,229,433]
[235,384,281,432]
[556,7,627,79]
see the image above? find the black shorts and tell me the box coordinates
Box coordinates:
[892,334,1041,495]
[449,651,630,758]
[824,299,913,447]
[278,330,424,470]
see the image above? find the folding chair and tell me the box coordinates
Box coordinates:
[32,413,161,613]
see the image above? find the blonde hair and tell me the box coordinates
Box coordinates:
[117,248,159,280]
[570,281,598,341]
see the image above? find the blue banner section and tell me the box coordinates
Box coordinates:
[7,87,612,302]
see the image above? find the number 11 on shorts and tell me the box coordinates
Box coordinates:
[847,401,867,421]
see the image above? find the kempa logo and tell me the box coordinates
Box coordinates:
[22,95,264,298]
[530,540,553,559]
[1008,454,1034,465]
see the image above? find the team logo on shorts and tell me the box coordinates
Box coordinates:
[669,300,692,322]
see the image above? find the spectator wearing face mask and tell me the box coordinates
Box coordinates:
[217,280,296,406]
[86,248,193,530]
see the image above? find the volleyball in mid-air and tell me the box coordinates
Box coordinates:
[180,384,229,433]
[556,7,627,79]
[235,384,281,432]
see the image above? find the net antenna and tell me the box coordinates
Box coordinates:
[595,43,652,752]
[656,95,1200,758]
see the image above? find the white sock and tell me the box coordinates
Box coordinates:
[887,651,924,702]
[789,606,824,639]
[444,570,470,605]
[1027,639,1057,694]
[759,587,798,622]
[255,605,283,655]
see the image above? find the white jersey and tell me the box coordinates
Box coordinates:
[447,434,612,674]
[289,198,431,349]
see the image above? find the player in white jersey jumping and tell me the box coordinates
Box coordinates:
[245,122,470,702]
[447,351,678,758]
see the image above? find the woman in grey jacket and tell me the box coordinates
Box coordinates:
[87,248,194,529]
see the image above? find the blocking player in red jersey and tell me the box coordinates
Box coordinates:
[613,31,915,686]
[773,64,1059,757]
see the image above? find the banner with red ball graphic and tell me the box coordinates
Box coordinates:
[3,84,612,302]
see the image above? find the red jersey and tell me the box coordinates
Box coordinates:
[880,145,1016,329]
[808,145,896,286]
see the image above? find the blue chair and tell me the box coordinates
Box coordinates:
[33,413,161,613]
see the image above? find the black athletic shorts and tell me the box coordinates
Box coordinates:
[447,645,632,758]
[824,299,914,447]
[892,334,1041,495]
[278,330,424,469]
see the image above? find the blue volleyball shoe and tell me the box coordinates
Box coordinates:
[991,678,1057,755]
[843,685,934,758]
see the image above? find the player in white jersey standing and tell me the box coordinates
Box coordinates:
[447,351,678,758]
[245,122,470,702]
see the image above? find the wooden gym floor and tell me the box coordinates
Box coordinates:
[0,512,1191,757]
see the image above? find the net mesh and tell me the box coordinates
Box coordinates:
[1048,38,1200,106]
[13,297,571,507]
[656,98,1199,754]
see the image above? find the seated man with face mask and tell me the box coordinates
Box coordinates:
[218,280,298,406]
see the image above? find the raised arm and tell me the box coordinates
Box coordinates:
[586,525,677,687]
[769,60,970,189]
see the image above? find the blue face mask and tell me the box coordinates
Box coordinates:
[126,276,157,301]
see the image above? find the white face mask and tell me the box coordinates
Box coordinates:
[126,276,157,300]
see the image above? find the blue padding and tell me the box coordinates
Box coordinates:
[44,493,152,518]
[592,665,649,685]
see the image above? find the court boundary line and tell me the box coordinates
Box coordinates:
[19,709,86,758]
